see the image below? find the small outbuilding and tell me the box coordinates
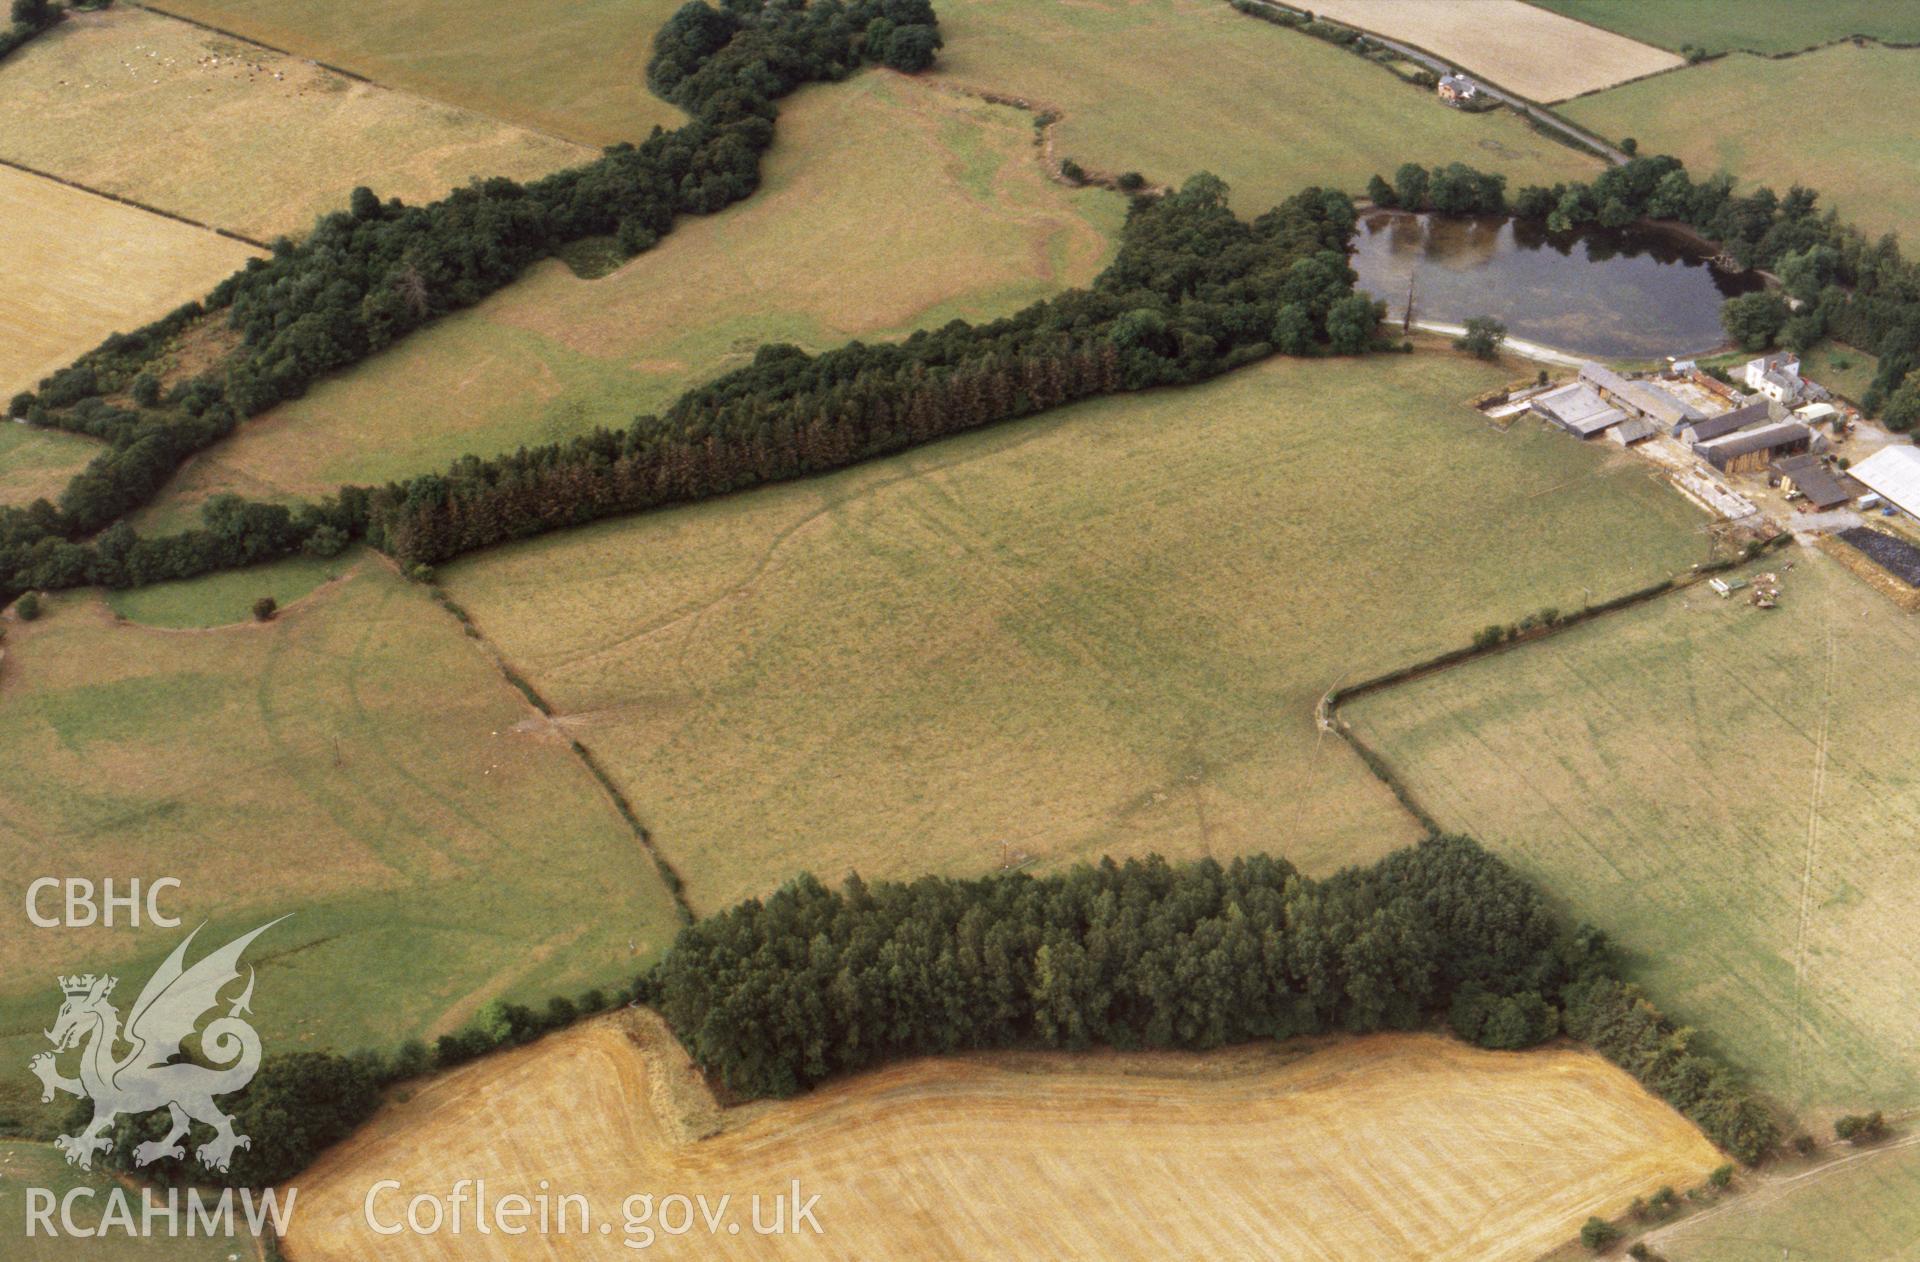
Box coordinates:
[1695,421,1812,473]
[1770,453,1860,510]
[1608,417,1658,446]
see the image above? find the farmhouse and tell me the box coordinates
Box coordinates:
[1531,382,1627,437]
[1695,421,1812,473]
[1437,73,1479,104]
[1743,351,1804,405]
[1680,398,1774,444]
[1578,362,1703,430]
[1848,444,1920,518]
[1770,453,1860,510]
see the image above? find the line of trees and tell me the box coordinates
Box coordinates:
[0,0,941,599]
[649,835,1778,1163]
[362,175,1373,566]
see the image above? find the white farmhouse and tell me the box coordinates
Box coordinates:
[1743,351,1803,405]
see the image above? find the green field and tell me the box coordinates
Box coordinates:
[133,71,1124,530]
[1564,44,1920,246]
[1800,342,1879,406]
[0,424,98,508]
[104,550,346,628]
[1649,1137,1920,1261]
[1536,0,1920,55]
[152,0,684,145]
[1349,552,1920,1118]
[0,559,683,1127]
[443,349,1708,917]
[0,1142,256,1260]
[934,0,1603,214]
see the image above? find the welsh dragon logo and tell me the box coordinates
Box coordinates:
[30,918,284,1174]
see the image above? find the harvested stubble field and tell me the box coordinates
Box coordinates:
[0,560,683,1126]
[132,71,1124,530]
[0,1142,254,1261]
[1347,552,1920,1118]
[286,1014,1722,1261]
[1537,0,1920,56]
[151,0,685,146]
[0,163,258,400]
[1563,43,1920,247]
[930,0,1603,214]
[0,423,100,508]
[0,7,592,240]
[1304,0,1682,102]
[443,352,1708,916]
[1647,1133,1920,1261]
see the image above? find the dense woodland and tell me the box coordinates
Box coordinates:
[651,836,1778,1164]
[365,175,1369,565]
[0,0,941,597]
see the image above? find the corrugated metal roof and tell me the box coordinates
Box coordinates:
[1849,445,1920,514]
[1609,417,1658,444]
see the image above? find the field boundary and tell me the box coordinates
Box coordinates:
[126,1,615,151]
[0,152,270,250]
[421,579,695,926]
[1319,534,1791,836]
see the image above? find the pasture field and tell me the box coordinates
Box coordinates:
[1800,342,1879,406]
[1564,44,1920,247]
[0,164,257,401]
[104,550,344,628]
[132,72,1124,529]
[0,424,100,508]
[931,0,1603,214]
[0,560,683,1127]
[151,0,684,145]
[0,7,592,240]
[1347,552,1920,1118]
[0,1142,257,1260]
[1535,0,1920,56]
[286,1015,1722,1262]
[1648,1136,1920,1261]
[443,351,1709,916]
[1305,0,1681,102]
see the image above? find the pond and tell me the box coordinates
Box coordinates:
[1349,211,1766,361]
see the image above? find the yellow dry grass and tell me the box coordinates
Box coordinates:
[0,8,592,240]
[132,71,1122,525]
[0,163,258,399]
[1305,0,1683,102]
[284,1015,1722,1261]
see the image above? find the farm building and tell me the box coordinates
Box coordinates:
[1578,362,1703,430]
[1848,444,1920,518]
[1771,453,1860,510]
[1438,73,1479,104]
[1695,421,1812,473]
[1609,417,1658,446]
[1531,382,1627,437]
[1680,398,1775,444]
[1743,351,1804,405]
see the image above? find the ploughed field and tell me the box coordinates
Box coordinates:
[1347,552,1920,1119]
[930,0,1603,215]
[0,163,258,400]
[0,559,684,1128]
[1563,43,1920,248]
[131,70,1125,532]
[0,7,592,240]
[284,1014,1723,1261]
[148,0,686,146]
[442,351,1708,917]
[1302,0,1682,102]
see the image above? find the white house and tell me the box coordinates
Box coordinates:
[1743,351,1804,405]
[1437,73,1478,105]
